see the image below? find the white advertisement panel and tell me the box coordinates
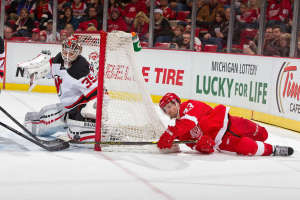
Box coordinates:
[135,49,192,98]
[190,53,274,112]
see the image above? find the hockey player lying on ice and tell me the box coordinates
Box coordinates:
[19,36,99,142]
[157,93,294,156]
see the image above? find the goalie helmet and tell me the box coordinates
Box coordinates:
[159,93,181,111]
[61,36,82,68]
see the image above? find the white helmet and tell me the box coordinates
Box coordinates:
[61,35,82,68]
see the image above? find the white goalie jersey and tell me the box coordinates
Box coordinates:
[50,52,98,111]
[23,52,98,137]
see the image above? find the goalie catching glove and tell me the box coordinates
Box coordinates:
[17,50,51,91]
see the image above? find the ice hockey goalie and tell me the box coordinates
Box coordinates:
[21,36,101,142]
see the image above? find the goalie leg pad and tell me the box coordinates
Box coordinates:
[24,103,67,136]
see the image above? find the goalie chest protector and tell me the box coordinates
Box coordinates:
[50,53,98,111]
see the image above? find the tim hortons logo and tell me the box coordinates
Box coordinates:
[276,62,300,114]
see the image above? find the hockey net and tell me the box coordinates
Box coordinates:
[74,31,179,153]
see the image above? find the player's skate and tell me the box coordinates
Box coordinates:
[273,145,294,156]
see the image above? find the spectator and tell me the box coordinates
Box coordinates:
[272,25,282,41]
[170,25,184,48]
[71,0,87,19]
[154,8,173,44]
[39,30,47,42]
[224,7,240,45]
[263,26,281,56]
[45,20,60,42]
[171,31,202,51]
[108,0,122,16]
[4,26,14,40]
[185,0,193,12]
[107,8,128,32]
[59,29,68,42]
[77,6,101,31]
[57,7,80,31]
[160,0,175,20]
[30,27,40,42]
[87,0,103,20]
[131,11,149,42]
[236,2,259,29]
[243,26,273,55]
[266,0,291,33]
[205,0,224,25]
[124,0,147,26]
[30,0,52,20]
[174,0,190,11]
[196,0,210,28]
[64,23,75,37]
[17,0,35,15]
[279,33,290,57]
[200,10,226,51]
[58,0,69,11]
[14,8,34,37]
[169,0,181,12]
[179,31,191,50]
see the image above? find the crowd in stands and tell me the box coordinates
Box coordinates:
[1,0,299,57]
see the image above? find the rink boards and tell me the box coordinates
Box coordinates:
[1,41,300,132]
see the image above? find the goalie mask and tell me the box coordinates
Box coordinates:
[61,36,82,68]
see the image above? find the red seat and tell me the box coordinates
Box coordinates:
[176,11,190,21]
[154,42,170,49]
[203,44,218,52]
[140,41,148,47]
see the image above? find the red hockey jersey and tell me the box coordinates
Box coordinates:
[166,100,230,149]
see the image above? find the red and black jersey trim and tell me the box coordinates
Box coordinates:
[65,87,97,110]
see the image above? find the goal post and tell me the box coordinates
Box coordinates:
[95,31,107,151]
[74,31,179,153]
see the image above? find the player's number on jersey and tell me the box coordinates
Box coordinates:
[81,74,97,89]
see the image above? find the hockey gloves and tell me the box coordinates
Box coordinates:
[195,135,215,154]
[157,130,175,149]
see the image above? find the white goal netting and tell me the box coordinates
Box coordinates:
[74,31,179,153]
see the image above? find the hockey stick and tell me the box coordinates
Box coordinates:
[69,140,197,146]
[0,121,69,151]
[0,106,69,151]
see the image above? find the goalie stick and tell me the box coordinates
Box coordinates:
[0,106,69,151]
[0,121,69,151]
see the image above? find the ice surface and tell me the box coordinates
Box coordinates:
[0,90,300,200]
